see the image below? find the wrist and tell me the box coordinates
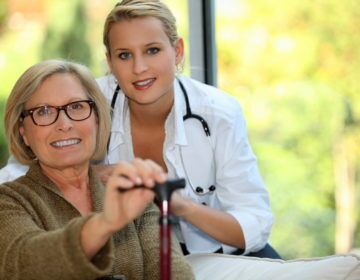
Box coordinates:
[175,198,197,219]
[92,213,118,237]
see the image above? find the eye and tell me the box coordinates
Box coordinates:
[118,52,132,60]
[147,47,160,55]
[68,101,85,111]
[34,106,54,117]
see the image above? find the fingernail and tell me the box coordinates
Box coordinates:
[146,178,154,186]
[135,177,142,185]
[160,173,167,180]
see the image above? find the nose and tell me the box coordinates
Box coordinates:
[55,110,73,131]
[133,55,148,74]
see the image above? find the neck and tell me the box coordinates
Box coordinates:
[40,162,90,191]
[128,92,174,127]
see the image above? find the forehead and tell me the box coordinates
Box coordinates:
[26,73,88,108]
[108,17,171,47]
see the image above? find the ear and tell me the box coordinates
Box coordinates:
[174,37,185,65]
[19,126,30,146]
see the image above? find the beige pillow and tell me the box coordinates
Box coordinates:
[186,253,360,280]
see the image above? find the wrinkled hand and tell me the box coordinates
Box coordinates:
[99,158,167,234]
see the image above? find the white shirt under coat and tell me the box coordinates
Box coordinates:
[97,74,274,255]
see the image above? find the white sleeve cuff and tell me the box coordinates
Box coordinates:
[227,210,272,255]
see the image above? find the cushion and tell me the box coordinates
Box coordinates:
[186,253,360,280]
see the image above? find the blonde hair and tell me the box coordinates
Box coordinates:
[103,0,179,55]
[4,59,111,165]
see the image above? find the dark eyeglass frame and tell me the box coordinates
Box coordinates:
[21,100,95,126]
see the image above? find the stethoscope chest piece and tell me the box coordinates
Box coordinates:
[195,185,216,194]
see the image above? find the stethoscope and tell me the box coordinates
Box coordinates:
[108,78,216,196]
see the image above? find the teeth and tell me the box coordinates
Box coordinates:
[134,79,154,86]
[51,139,80,147]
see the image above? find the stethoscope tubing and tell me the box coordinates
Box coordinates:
[178,78,211,136]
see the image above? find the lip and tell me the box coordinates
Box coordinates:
[50,138,81,148]
[132,78,156,90]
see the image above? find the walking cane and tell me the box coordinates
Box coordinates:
[154,178,186,280]
[118,178,185,280]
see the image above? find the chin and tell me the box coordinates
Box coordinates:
[41,157,90,170]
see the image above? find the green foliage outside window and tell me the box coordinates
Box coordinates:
[216,0,360,258]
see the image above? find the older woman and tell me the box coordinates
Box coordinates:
[0,60,194,280]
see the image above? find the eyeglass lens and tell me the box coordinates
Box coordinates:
[27,100,94,126]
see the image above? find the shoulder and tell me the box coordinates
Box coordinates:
[0,164,48,204]
[96,75,117,101]
[178,76,244,121]
[0,177,33,206]
[0,156,28,184]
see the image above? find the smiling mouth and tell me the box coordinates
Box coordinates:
[50,139,81,148]
[133,78,155,88]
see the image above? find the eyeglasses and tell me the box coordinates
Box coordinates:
[21,100,95,126]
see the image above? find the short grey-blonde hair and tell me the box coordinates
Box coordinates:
[103,0,179,55]
[4,59,111,165]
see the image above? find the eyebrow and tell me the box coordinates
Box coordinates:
[26,98,86,109]
[114,42,162,51]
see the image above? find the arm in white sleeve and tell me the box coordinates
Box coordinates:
[214,101,273,254]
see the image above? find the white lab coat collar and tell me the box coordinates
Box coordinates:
[111,93,127,134]
[171,75,207,146]
[107,87,127,154]
[171,77,188,146]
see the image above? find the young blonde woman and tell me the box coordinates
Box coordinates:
[98,0,279,258]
